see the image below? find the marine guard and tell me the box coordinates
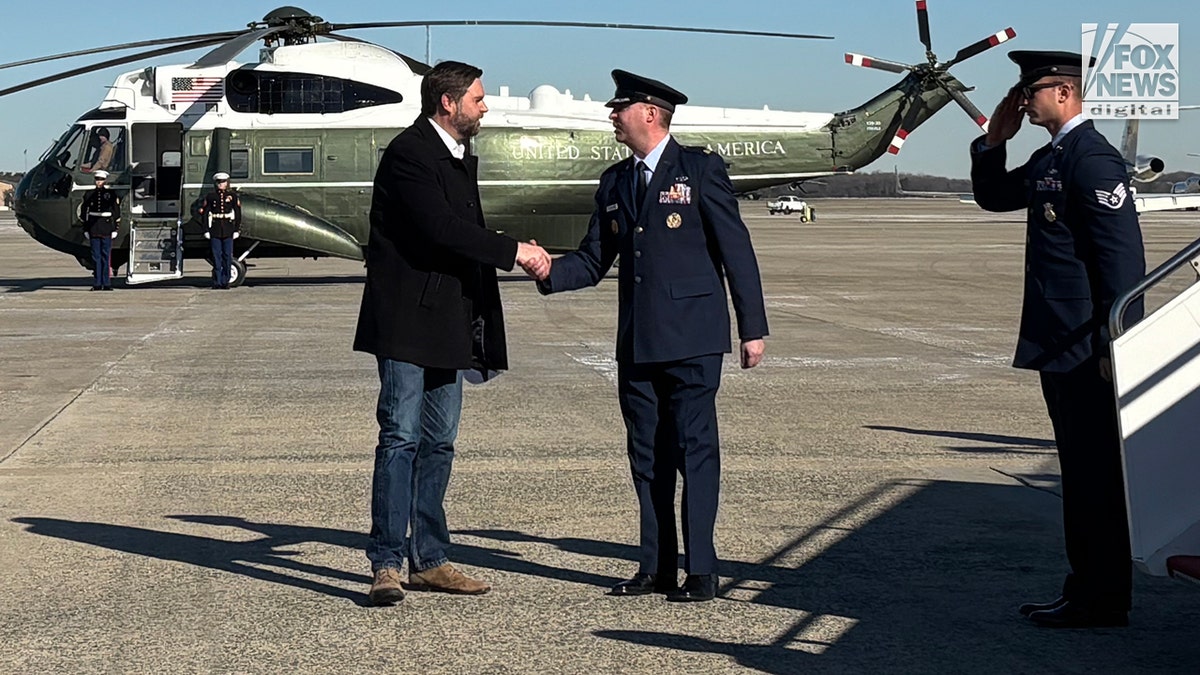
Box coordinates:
[78,169,119,291]
[198,172,242,289]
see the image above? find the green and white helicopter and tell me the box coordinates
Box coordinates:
[4,3,1013,286]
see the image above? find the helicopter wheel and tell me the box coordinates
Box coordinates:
[207,257,247,287]
[229,260,247,287]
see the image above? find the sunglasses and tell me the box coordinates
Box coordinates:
[1019,81,1067,99]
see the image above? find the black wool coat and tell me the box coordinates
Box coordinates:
[354,117,518,371]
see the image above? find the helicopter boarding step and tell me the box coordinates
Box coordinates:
[126,217,183,285]
[1110,237,1200,588]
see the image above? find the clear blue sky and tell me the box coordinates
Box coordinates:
[1,0,1196,177]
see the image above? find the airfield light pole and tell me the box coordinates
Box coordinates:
[24,149,28,172]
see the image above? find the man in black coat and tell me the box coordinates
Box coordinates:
[971,50,1145,628]
[353,60,549,606]
[533,70,769,602]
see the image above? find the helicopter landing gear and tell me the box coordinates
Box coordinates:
[209,240,258,288]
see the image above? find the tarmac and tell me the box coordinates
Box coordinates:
[1,200,1199,674]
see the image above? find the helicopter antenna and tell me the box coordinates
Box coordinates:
[426,26,432,65]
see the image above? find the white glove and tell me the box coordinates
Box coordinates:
[83,233,90,240]
[110,231,118,239]
[232,231,240,240]
[204,231,211,239]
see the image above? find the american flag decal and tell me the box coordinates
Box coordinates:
[171,76,224,103]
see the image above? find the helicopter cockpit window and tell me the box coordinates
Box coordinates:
[81,126,127,175]
[226,71,402,115]
[45,125,87,172]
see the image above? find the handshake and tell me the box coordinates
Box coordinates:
[516,240,552,281]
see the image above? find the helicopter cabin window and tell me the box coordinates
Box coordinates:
[230,150,250,179]
[47,125,87,173]
[262,148,314,175]
[226,71,402,115]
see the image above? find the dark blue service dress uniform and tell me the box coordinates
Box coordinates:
[78,187,120,289]
[199,189,242,288]
[971,120,1145,612]
[540,138,769,577]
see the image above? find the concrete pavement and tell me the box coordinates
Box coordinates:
[2,201,1199,673]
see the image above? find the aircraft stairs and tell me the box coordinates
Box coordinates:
[1110,237,1200,588]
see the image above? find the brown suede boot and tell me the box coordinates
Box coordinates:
[368,568,405,606]
[407,564,491,595]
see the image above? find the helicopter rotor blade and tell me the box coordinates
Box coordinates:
[944,86,990,132]
[844,53,911,74]
[0,36,231,99]
[189,26,290,69]
[943,27,1016,68]
[916,0,932,53]
[886,96,926,155]
[0,31,246,72]
[327,20,833,41]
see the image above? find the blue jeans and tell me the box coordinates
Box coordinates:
[367,357,463,573]
[89,235,112,287]
[211,237,233,286]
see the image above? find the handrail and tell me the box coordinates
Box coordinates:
[1110,236,1200,339]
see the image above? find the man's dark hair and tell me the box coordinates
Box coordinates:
[421,61,483,117]
[95,128,109,139]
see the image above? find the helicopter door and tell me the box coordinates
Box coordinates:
[129,123,184,216]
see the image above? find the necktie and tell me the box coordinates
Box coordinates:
[636,160,649,208]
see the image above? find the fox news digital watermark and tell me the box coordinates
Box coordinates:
[1083,23,1179,119]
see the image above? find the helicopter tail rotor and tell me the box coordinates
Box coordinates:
[845,1,1015,152]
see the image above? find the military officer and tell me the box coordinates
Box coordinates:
[536,70,769,602]
[78,169,120,291]
[970,50,1145,628]
[198,172,242,289]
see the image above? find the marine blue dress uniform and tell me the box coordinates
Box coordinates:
[539,71,769,601]
[78,170,119,291]
[971,51,1145,626]
[198,172,242,289]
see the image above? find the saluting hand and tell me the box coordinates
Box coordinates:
[986,89,1024,147]
[741,339,765,369]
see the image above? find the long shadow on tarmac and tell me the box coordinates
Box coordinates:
[12,479,1200,671]
[865,424,1058,455]
[10,516,373,606]
[583,479,1200,674]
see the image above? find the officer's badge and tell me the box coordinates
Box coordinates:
[1043,202,1057,222]
[606,203,619,213]
[611,220,619,234]
[666,213,682,229]
[1095,183,1128,210]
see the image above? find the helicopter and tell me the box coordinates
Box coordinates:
[4,3,1014,287]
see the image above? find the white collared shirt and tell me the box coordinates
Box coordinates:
[634,134,672,187]
[1051,113,1086,147]
[429,117,465,159]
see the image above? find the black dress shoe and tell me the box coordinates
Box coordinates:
[1019,595,1067,617]
[91,286,101,291]
[102,286,113,291]
[609,573,671,596]
[1029,601,1128,628]
[666,574,718,602]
